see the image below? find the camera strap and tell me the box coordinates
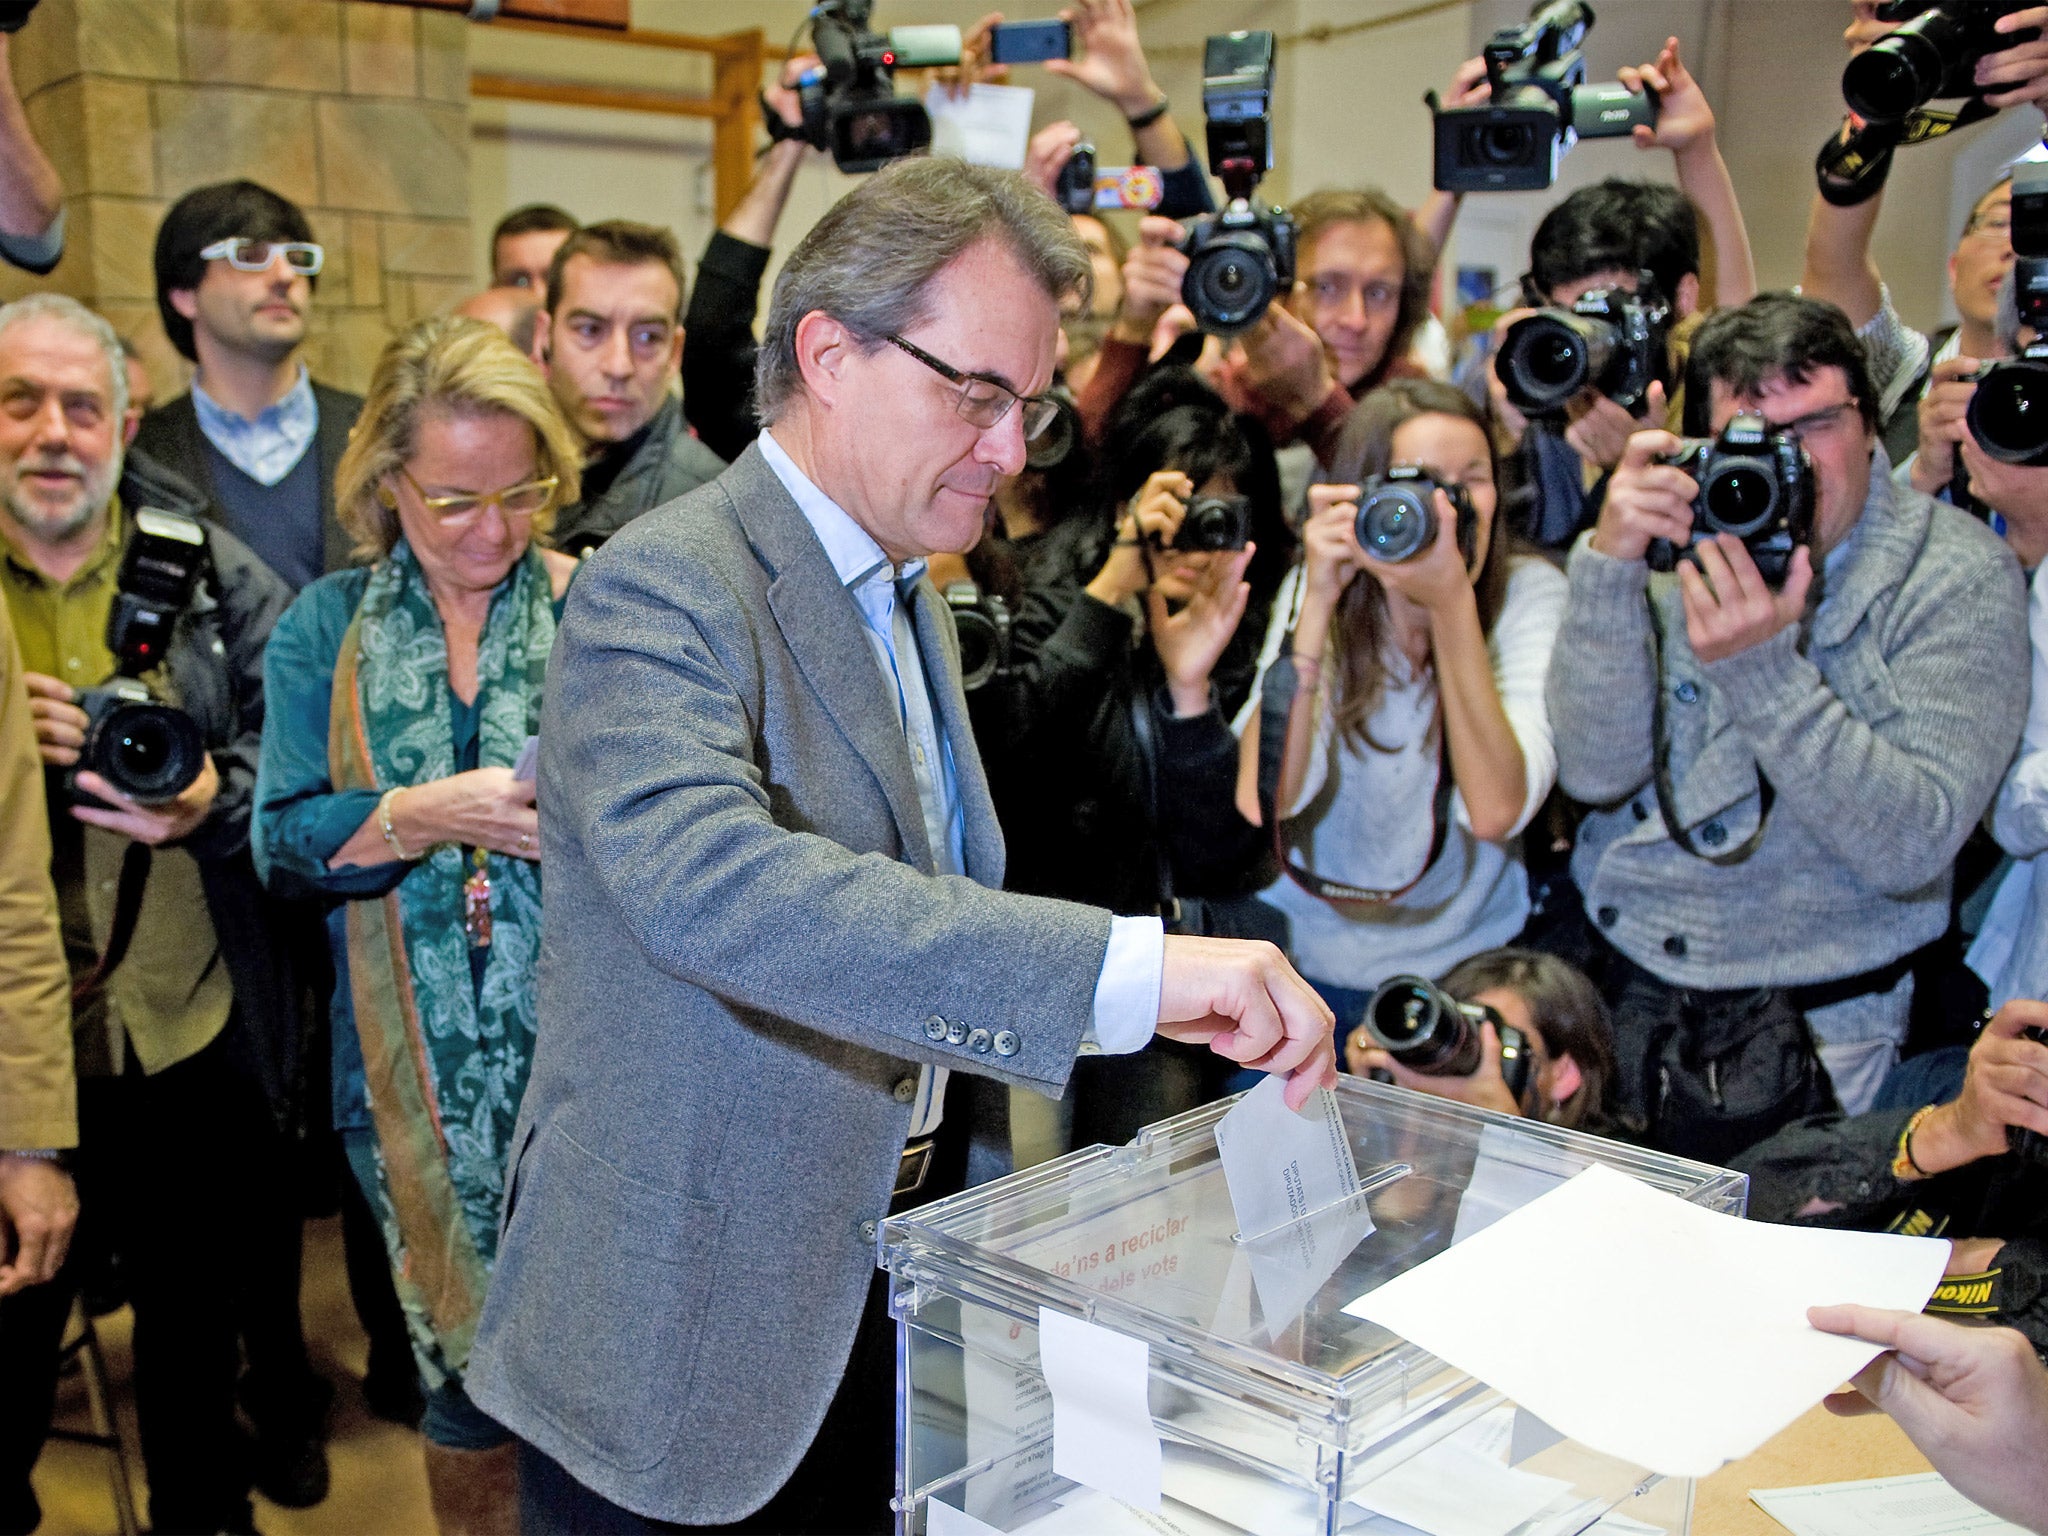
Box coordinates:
[70,841,152,1004]
[1816,101,1995,208]
[1647,594,1773,866]
[1256,646,1454,909]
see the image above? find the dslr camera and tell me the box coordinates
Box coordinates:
[1167,492,1252,552]
[1178,32,1297,337]
[70,508,209,807]
[1430,1,1657,194]
[1842,0,2040,123]
[942,580,1012,692]
[1646,413,1816,589]
[1354,467,1477,565]
[795,1,961,174]
[1361,974,1536,1103]
[1967,160,2048,467]
[1496,278,1671,422]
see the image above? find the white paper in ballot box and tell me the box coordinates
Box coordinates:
[1342,1163,1949,1478]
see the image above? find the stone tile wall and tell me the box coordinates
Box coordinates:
[8,0,471,398]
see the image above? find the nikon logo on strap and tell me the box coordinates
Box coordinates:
[1926,1270,2002,1316]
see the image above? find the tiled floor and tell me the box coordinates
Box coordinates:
[31,1215,438,1536]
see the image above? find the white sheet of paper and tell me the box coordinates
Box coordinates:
[1011,1486,1252,1536]
[1214,1077,1361,1242]
[927,1498,1007,1536]
[1351,1434,1575,1536]
[1340,1163,1949,1477]
[1038,1307,1161,1511]
[1750,1473,2031,1536]
[924,82,1035,169]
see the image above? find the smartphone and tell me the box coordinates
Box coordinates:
[989,19,1070,65]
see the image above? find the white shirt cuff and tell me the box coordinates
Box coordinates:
[1086,915,1164,1056]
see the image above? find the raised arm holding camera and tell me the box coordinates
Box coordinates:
[1547,293,2028,1160]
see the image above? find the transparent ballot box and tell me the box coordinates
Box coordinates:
[880,1077,1748,1536]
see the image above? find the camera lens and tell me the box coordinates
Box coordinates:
[89,701,204,804]
[1363,975,1482,1076]
[1968,359,2048,467]
[1841,12,1956,122]
[948,606,999,691]
[1499,310,1616,417]
[1356,484,1437,564]
[1025,393,1078,472]
[1468,121,1534,168]
[1183,237,1277,336]
[1700,460,1778,536]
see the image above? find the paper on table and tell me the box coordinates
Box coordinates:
[1037,1306,1162,1511]
[1350,1433,1574,1536]
[924,82,1035,168]
[1750,1472,2032,1536]
[1340,1163,1949,1477]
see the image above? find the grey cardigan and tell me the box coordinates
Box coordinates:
[1549,448,2029,992]
[465,445,1110,1523]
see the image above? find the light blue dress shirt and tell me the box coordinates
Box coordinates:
[192,364,318,487]
[757,432,1162,1135]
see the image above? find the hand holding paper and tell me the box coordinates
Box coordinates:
[1154,935,1336,1110]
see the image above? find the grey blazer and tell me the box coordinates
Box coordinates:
[465,443,1111,1523]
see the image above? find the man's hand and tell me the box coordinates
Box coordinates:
[1236,303,1338,428]
[1155,935,1337,1111]
[936,13,1007,100]
[1023,120,1084,200]
[72,753,220,846]
[1619,37,1715,155]
[1149,544,1253,717]
[1041,0,1162,119]
[22,671,85,767]
[1440,54,1492,110]
[1976,6,2048,110]
[1809,1305,2048,1531]
[1678,534,1814,665]
[763,51,821,132]
[1113,215,1189,343]
[1565,382,1669,471]
[1590,429,1695,562]
[1906,1000,2048,1176]
[0,1153,78,1297]
[1912,355,1981,495]
[1348,1018,1524,1117]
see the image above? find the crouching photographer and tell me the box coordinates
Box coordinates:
[1546,292,2028,1165]
[1737,998,2048,1358]
[0,295,297,1536]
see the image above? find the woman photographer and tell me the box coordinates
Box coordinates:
[1235,378,1567,1037]
[253,315,580,1536]
[1344,947,1622,1133]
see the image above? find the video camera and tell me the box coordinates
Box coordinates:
[794,1,961,174]
[1429,1,1657,194]
[1178,32,1296,337]
[1647,413,1816,589]
[942,580,1012,692]
[70,508,208,807]
[1361,974,1536,1103]
[1842,0,2040,124]
[1496,278,1672,422]
[1967,161,2048,467]
[1354,468,1477,565]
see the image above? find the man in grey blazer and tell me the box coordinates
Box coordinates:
[465,158,1336,1533]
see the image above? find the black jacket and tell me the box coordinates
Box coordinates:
[131,380,364,582]
[550,393,726,555]
[970,517,1270,921]
[682,230,769,465]
[85,451,303,1121]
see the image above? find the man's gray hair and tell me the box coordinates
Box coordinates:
[754,157,1092,423]
[0,292,130,423]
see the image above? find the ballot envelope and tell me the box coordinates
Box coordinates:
[879,1076,1746,1536]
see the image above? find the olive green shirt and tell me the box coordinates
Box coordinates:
[0,503,232,1077]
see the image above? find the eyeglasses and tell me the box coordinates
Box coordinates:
[1963,210,2013,241]
[884,335,1059,440]
[399,466,558,524]
[199,237,324,275]
[1772,400,1862,444]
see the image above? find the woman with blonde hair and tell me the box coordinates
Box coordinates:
[253,314,579,1535]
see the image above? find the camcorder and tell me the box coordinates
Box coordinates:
[1842,0,2041,123]
[943,580,1012,691]
[1429,0,1657,194]
[1178,32,1297,337]
[1646,414,1816,589]
[1354,467,1477,565]
[1361,974,1536,1103]
[1966,161,2048,467]
[1054,146,1164,215]
[1495,278,1672,422]
[1168,493,1252,552]
[70,508,209,807]
[793,1,962,174]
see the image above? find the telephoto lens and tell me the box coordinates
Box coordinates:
[1841,1,2040,123]
[1498,308,1615,417]
[72,678,205,805]
[1966,356,2048,466]
[1361,974,1536,1102]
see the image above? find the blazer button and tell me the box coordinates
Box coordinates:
[924,1016,947,1042]
[967,1028,992,1054]
[1663,934,1688,958]
[859,1220,878,1243]
[1674,680,1700,705]
[1596,906,1619,929]
[892,1077,918,1103]
[1700,819,1728,847]
[946,1021,969,1046]
[993,1030,1020,1057]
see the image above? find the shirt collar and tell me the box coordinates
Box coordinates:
[192,363,313,433]
[756,429,927,593]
